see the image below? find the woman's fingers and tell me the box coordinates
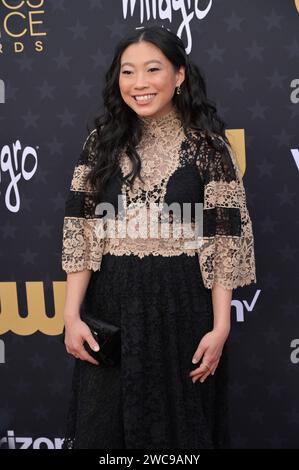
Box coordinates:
[194,369,210,383]
[84,332,100,353]
[68,347,100,366]
[191,344,205,365]
[79,349,100,366]
[192,369,211,383]
[210,359,219,376]
[191,370,209,383]
[190,358,220,383]
[189,359,212,377]
[189,357,216,383]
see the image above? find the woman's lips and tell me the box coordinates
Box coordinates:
[133,93,157,105]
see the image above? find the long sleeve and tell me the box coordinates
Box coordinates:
[196,134,257,290]
[61,129,104,273]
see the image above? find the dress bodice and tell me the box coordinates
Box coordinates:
[62,107,256,290]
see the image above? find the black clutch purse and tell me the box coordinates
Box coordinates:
[61,315,121,367]
[82,314,121,367]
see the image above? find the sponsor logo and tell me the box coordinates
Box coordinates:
[290,79,299,104]
[290,148,299,171]
[0,281,65,335]
[0,339,5,364]
[0,282,260,336]
[0,430,63,449]
[0,0,47,54]
[0,140,38,213]
[231,290,261,322]
[122,0,213,54]
[290,339,299,364]
[0,78,5,103]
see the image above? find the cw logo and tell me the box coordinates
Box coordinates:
[0,282,66,335]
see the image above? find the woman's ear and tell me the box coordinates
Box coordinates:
[176,65,185,87]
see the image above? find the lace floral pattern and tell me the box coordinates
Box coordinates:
[61,253,230,449]
[62,218,104,272]
[61,108,256,291]
[195,135,256,289]
[60,108,256,449]
[61,130,104,273]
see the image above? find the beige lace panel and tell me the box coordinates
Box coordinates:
[204,180,241,209]
[102,208,200,258]
[62,112,256,288]
[62,217,104,273]
[102,111,193,259]
[198,230,256,290]
[70,164,94,193]
[197,138,256,289]
[69,129,98,193]
[119,126,186,205]
[103,237,198,258]
[62,129,104,273]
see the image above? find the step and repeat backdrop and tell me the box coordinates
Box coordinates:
[0,0,298,449]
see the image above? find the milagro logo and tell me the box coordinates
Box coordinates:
[122,0,213,54]
[0,139,38,213]
[0,430,63,449]
[0,0,47,54]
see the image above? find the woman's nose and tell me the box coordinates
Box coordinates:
[133,73,148,88]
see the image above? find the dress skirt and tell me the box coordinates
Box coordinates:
[62,252,230,449]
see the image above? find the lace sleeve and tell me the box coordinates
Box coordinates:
[196,134,257,290]
[61,129,104,273]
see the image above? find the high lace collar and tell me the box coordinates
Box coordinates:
[138,107,183,139]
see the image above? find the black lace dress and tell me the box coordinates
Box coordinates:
[61,107,256,449]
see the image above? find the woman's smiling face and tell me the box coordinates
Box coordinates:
[119,40,185,119]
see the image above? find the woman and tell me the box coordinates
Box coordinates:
[61,25,256,449]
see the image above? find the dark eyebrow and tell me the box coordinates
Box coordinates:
[120,60,163,68]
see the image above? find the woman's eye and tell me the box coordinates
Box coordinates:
[122,68,159,75]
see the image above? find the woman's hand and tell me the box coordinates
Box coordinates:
[64,317,100,366]
[189,328,229,383]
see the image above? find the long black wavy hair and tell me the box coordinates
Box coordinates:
[86,25,231,201]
